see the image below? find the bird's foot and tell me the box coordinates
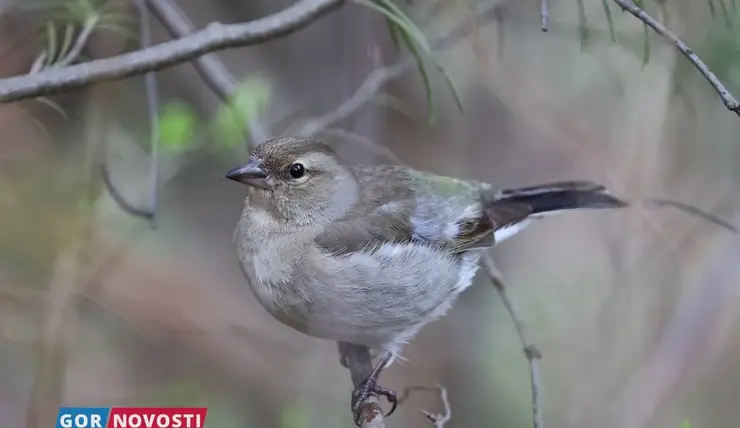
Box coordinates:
[351,377,398,425]
[339,355,350,369]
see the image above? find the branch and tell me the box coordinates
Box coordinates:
[0,0,345,102]
[612,0,740,115]
[146,0,268,144]
[137,0,160,227]
[338,343,386,428]
[298,59,413,136]
[100,164,155,220]
[398,384,452,427]
[481,256,544,428]
[541,0,549,32]
[297,0,502,137]
[146,0,235,100]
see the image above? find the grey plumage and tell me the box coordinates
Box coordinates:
[227,137,626,363]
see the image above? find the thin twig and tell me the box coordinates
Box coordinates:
[398,384,452,427]
[135,0,160,227]
[541,0,549,32]
[145,0,267,146]
[481,256,543,428]
[642,198,739,233]
[318,128,405,165]
[146,0,234,99]
[0,0,345,102]
[298,60,413,136]
[297,0,502,137]
[612,0,740,115]
[30,52,48,74]
[56,15,99,67]
[100,164,155,220]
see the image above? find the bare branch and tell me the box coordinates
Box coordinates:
[298,59,413,137]
[398,384,452,427]
[146,0,268,145]
[297,0,502,137]
[318,128,406,165]
[0,0,345,102]
[30,52,48,74]
[642,198,739,233]
[541,0,549,32]
[136,0,160,227]
[481,256,544,428]
[146,0,233,100]
[338,343,386,428]
[613,0,740,115]
[100,164,155,220]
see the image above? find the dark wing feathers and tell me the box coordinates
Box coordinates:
[449,214,496,253]
[492,180,627,214]
[315,170,625,256]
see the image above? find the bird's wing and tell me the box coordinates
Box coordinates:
[316,165,531,255]
[314,209,416,255]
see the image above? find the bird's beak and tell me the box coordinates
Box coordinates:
[225,159,271,190]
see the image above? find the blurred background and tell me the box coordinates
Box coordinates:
[1,0,740,427]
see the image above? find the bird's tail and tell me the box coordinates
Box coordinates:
[491,180,628,214]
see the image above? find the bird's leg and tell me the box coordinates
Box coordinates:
[337,341,351,369]
[351,352,398,423]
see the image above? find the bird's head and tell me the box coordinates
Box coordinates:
[225,137,359,226]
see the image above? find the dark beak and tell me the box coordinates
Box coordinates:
[225,159,271,190]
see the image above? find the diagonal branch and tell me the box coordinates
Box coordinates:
[137,0,160,226]
[146,0,235,100]
[613,0,740,115]
[481,256,544,428]
[541,0,549,32]
[297,0,502,137]
[398,384,452,427]
[0,0,345,102]
[146,0,267,145]
[298,59,413,136]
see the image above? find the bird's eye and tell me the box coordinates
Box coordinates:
[289,163,305,179]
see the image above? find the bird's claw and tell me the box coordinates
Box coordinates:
[351,377,398,425]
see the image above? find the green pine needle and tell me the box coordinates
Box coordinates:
[433,59,463,112]
[375,0,430,51]
[632,0,651,65]
[719,0,734,29]
[45,22,58,65]
[357,0,463,124]
[398,28,435,124]
[58,23,75,63]
[642,25,651,66]
[600,0,617,42]
[36,97,68,120]
[386,17,402,49]
[577,0,589,50]
[355,0,429,52]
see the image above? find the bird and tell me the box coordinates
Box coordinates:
[225,136,627,422]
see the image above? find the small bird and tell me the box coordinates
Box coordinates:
[226,137,627,421]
